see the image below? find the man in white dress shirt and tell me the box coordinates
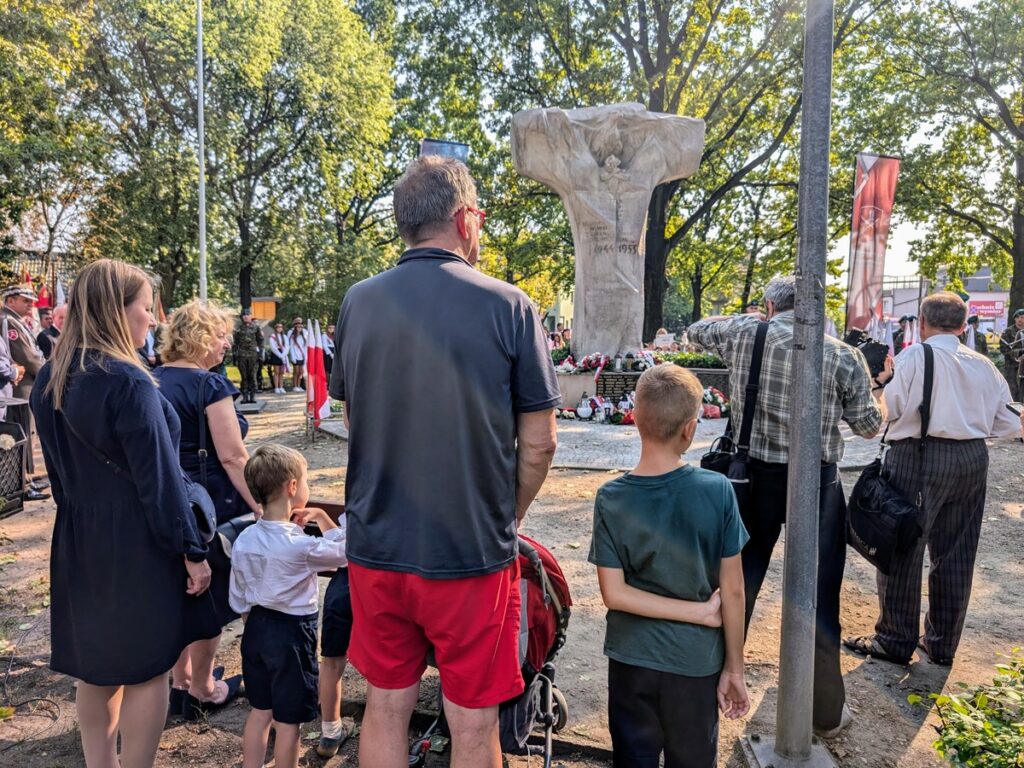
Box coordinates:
[844,292,1019,667]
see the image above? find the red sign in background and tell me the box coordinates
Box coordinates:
[968,300,1004,318]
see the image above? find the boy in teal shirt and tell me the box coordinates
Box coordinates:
[589,365,749,768]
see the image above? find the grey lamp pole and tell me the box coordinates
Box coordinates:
[197,0,207,303]
[742,1,838,765]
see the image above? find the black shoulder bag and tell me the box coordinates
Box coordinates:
[700,320,769,509]
[62,411,218,544]
[847,344,933,575]
[197,373,256,553]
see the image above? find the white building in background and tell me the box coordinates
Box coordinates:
[544,291,574,331]
[880,267,1010,335]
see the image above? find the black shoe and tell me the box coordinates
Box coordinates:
[170,666,225,714]
[182,674,243,721]
[24,488,50,502]
[30,479,50,490]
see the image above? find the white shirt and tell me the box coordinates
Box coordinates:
[882,334,1019,441]
[288,330,308,364]
[229,518,347,616]
[964,326,976,351]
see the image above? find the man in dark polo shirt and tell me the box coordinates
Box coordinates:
[330,155,560,768]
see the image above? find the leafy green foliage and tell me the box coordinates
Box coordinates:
[908,649,1024,767]
[888,0,1024,321]
[550,346,571,365]
[662,352,727,369]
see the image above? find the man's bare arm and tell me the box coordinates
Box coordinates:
[515,408,557,523]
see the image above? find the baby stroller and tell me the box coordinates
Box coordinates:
[409,534,573,768]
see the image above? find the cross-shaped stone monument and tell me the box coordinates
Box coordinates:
[511,103,705,357]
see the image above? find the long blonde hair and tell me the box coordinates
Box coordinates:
[45,259,154,411]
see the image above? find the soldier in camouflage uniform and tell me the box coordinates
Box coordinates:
[999,309,1024,401]
[233,308,264,404]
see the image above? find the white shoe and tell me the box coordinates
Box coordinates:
[814,704,853,740]
[293,387,304,393]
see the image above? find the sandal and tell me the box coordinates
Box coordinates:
[917,638,953,667]
[842,634,911,665]
[183,674,243,721]
[169,666,225,714]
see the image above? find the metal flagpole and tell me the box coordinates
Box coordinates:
[197,0,208,303]
[742,1,838,765]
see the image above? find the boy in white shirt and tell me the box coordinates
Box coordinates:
[230,444,347,768]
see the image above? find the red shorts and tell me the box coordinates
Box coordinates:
[348,560,524,709]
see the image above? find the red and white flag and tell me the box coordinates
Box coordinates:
[306,320,330,427]
[845,153,901,338]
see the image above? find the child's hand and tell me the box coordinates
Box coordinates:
[717,670,750,719]
[290,508,322,527]
[704,589,722,628]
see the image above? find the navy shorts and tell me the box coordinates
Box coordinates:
[241,606,319,724]
[321,568,353,658]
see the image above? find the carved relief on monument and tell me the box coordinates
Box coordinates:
[511,102,705,357]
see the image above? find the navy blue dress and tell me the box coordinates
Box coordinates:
[154,366,250,630]
[31,353,209,686]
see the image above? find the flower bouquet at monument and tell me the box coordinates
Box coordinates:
[576,353,610,373]
[701,386,729,419]
[554,354,578,374]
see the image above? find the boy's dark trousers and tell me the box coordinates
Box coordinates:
[607,659,718,768]
[742,460,846,731]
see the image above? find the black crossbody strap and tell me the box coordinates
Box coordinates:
[197,372,209,487]
[737,321,770,451]
[62,413,125,475]
[914,344,935,508]
[918,344,934,440]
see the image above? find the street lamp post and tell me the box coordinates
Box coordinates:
[742,1,839,765]
[197,0,207,303]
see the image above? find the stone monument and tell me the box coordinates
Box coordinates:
[511,103,705,357]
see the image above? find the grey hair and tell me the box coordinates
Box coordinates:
[393,156,478,245]
[762,275,796,312]
[920,291,967,332]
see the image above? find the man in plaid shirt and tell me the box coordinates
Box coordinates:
[688,275,882,739]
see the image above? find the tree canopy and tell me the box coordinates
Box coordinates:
[1,0,1022,328]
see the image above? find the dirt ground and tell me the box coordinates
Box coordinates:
[0,392,1021,767]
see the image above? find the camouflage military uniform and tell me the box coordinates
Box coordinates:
[233,319,264,404]
[999,325,1022,401]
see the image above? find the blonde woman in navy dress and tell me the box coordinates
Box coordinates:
[155,301,259,719]
[31,260,212,768]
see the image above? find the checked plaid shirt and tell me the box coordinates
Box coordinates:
[688,311,882,464]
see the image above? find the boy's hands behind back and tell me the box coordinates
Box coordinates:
[717,671,750,719]
[704,589,722,627]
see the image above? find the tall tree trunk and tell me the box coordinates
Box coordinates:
[643,183,673,341]
[1010,151,1024,320]
[690,262,704,323]
[239,215,253,309]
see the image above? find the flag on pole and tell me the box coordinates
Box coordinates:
[883,319,896,356]
[55,278,66,306]
[306,320,330,427]
[845,153,901,336]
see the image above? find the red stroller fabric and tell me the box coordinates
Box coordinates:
[518,534,572,673]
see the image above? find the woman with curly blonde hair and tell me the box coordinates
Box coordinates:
[31,259,212,768]
[155,300,259,719]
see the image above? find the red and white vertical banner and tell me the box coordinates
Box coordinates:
[305,320,330,427]
[845,153,901,338]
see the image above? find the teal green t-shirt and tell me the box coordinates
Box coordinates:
[588,464,749,677]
